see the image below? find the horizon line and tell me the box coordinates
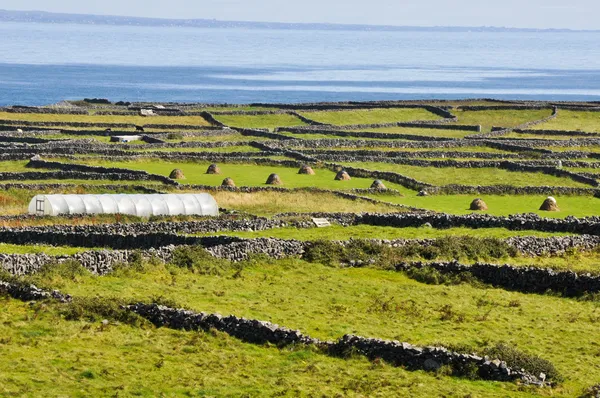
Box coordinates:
[1,8,598,32]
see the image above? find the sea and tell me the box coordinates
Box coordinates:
[1,21,600,106]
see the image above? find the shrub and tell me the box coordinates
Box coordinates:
[60,296,147,327]
[482,342,563,382]
[170,245,229,275]
[405,267,479,287]
[167,132,184,140]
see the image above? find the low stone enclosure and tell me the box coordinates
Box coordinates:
[2,99,600,391]
[0,279,545,385]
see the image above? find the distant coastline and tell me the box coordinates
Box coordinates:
[0,9,597,33]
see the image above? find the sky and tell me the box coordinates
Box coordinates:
[0,0,597,30]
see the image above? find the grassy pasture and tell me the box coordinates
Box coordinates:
[345,162,591,188]
[300,108,442,125]
[0,243,89,255]
[76,159,406,191]
[365,126,475,138]
[210,191,403,215]
[199,224,571,240]
[278,131,415,140]
[531,110,600,132]
[367,193,600,218]
[502,132,588,140]
[0,298,532,398]
[4,258,597,396]
[134,145,263,153]
[301,146,510,154]
[0,161,34,172]
[212,113,306,130]
[452,109,553,132]
[0,112,212,127]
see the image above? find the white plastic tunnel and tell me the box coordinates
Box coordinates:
[28,194,219,217]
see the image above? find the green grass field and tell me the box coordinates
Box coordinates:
[366,126,476,138]
[3,101,600,397]
[345,162,591,188]
[0,111,212,127]
[212,113,306,130]
[366,193,600,218]
[300,108,442,125]
[1,257,597,396]
[134,145,262,153]
[531,110,600,132]
[198,224,572,240]
[452,109,553,132]
[75,159,407,190]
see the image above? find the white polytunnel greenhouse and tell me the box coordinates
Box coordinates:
[28,194,219,217]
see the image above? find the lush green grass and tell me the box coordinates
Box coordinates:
[0,161,35,173]
[135,145,262,153]
[0,243,88,255]
[0,112,212,127]
[548,146,600,153]
[9,257,599,396]
[300,108,441,125]
[346,162,591,188]
[0,298,535,398]
[366,126,475,138]
[278,131,415,141]
[76,159,407,190]
[502,132,593,141]
[212,114,306,130]
[366,193,600,218]
[452,109,553,132]
[299,146,510,154]
[531,110,600,132]
[198,224,571,240]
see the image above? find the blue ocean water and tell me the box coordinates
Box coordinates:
[1,22,600,105]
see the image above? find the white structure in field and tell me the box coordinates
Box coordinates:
[28,194,219,217]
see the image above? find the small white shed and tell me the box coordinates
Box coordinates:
[28,193,219,217]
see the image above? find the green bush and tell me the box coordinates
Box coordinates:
[60,296,147,326]
[445,341,562,382]
[482,342,563,382]
[167,132,184,140]
[303,237,516,267]
[170,245,229,275]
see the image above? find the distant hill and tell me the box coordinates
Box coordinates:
[0,9,593,32]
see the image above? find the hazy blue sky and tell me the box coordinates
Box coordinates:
[1,0,597,29]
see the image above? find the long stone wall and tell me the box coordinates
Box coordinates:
[127,303,544,385]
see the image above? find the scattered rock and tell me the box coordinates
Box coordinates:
[417,190,429,197]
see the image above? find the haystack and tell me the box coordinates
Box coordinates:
[266,173,282,185]
[540,196,559,211]
[169,169,185,179]
[221,177,235,187]
[370,180,386,189]
[335,170,351,181]
[298,165,315,175]
[469,198,488,211]
[206,164,221,175]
